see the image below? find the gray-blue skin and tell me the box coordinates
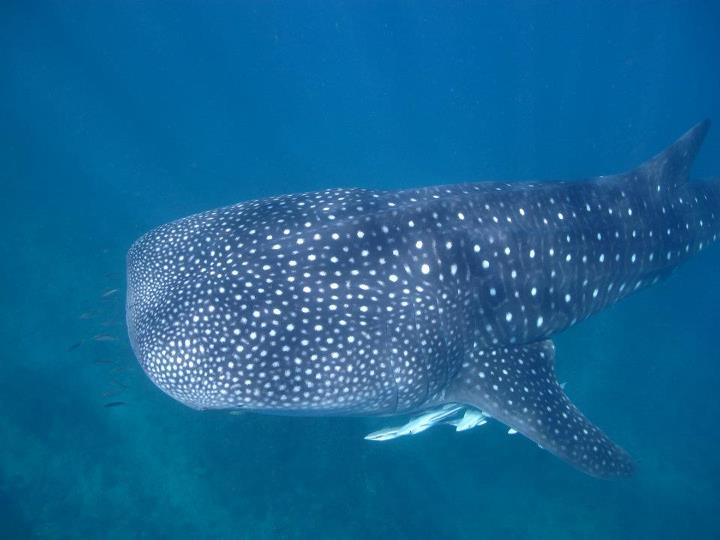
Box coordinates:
[127,121,719,478]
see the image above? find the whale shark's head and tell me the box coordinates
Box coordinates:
[126,190,400,413]
[125,208,230,410]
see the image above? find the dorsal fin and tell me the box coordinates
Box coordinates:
[633,120,711,188]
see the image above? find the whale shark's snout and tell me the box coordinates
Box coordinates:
[126,227,215,409]
[125,215,255,410]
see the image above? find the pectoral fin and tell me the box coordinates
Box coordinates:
[446,341,633,478]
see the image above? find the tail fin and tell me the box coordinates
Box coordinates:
[635,120,710,189]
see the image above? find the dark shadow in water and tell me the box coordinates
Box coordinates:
[0,483,33,538]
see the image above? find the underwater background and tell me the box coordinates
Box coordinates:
[2,1,720,538]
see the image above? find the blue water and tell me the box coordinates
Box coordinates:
[2,1,720,538]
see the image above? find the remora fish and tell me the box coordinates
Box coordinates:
[126,121,719,478]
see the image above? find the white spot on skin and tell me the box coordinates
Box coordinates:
[420,264,430,275]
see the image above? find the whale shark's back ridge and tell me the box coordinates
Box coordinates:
[609,119,711,189]
[645,119,710,186]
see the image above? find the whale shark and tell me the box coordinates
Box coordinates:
[127,121,719,478]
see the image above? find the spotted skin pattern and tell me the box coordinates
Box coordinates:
[127,121,719,477]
